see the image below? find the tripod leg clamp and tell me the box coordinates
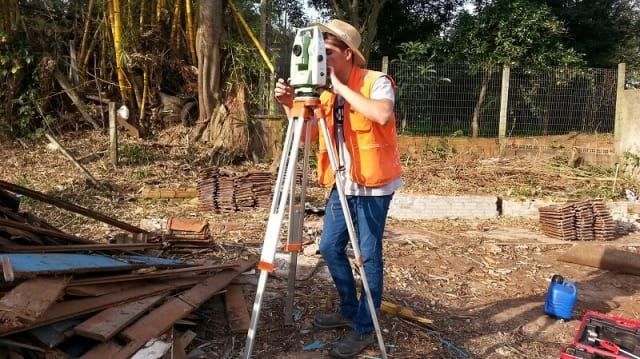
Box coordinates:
[258,261,275,272]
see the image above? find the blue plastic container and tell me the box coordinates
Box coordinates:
[544,274,577,320]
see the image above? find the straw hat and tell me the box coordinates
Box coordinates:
[312,19,366,65]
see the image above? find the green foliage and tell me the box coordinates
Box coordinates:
[134,169,148,180]
[443,0,584,69]
[623,151,640,167]
[0,38,47,137]
[540,0,640,68]
[118,144,157,165]
[222,38,270,108]
[392,42,451,136]
[423,139,453,161]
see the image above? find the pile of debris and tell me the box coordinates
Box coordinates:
[0,180,255,358]
[539,199,617,241]
[197,167,272,213]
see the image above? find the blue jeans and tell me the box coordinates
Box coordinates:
[318,188,393,334]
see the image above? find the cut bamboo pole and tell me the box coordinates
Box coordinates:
[53,71,100,129]
[45,133,107,191]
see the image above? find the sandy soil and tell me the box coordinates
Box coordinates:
[1,129,640,358]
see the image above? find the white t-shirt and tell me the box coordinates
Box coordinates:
[335,76,403,196]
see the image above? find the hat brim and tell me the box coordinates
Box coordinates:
[311,23,366,66]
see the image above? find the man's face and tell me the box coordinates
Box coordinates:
[324,41,352,75]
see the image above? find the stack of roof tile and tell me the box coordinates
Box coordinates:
[539,199,617,241]
[196,167,273,213]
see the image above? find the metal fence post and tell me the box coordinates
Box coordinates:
[499,64,510,156]
[382,56,388,74]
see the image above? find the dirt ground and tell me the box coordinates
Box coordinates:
[1,128,640,359]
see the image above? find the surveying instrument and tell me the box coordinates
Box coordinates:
[241,26,388,358]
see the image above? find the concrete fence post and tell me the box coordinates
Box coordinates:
[614,63,626,155]
[499,64,510,156]
[382,56,389,74]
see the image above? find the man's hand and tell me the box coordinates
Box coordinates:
[275,78,293,112]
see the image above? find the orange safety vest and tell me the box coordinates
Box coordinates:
[317,66,402,188]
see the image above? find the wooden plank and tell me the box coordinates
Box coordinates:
[74,295,165,341]
[1,256,14,282]
[119,297,194,342]
[66,276,206,297]
[0,277,69,321]
[68,263,236,287]
[65,281,151,297]
[224,284,250,333]
[84,257,257,359]
[0,253,188,277]
[29,318,82,348]
[168,329,194,359]
[0,282,177,337]
[0,242,162,253]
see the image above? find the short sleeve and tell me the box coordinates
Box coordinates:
[370,76,395,104]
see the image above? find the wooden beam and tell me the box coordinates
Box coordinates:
[224,284,250,333]
[0,180,147,234]
[0,277,69,321]
[68,263,237,287]
[82,257,257,359]
[74,295,165,341]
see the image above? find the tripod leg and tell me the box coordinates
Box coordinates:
[243,116,306,359]
[317,117,389,359]
[284,123,312,326]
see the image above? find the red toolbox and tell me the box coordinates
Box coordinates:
[561,311,640,359]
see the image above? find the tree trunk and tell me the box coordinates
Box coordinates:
[197,0,223,122]
[208,82,251,164]
[328,0,388,65]
[196,0,250,163]
[472,71,491,138]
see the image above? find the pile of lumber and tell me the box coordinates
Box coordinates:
[539,199,617,241]
[197,167,272,213]
[0,180,255,358]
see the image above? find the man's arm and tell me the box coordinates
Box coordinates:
[329,72,394,125]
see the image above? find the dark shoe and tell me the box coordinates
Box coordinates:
[331,330,375,358]
[312,312,352,329]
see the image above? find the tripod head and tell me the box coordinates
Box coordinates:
[290,26,327,99]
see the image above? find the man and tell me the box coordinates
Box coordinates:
[274,19,403,358]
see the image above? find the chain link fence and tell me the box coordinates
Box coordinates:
[274,59,621,138]
[368,61,618,137]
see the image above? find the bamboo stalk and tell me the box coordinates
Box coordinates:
[108,0,131,103]
[3,0,17,32]
[170,0,182,51]
[139,64,149,121]
[139,0,145,32]
[156,0,165,24]
[185,0,196,64]
[0,0,6,32]
[81,16,104,74]
[78,0,94,77]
